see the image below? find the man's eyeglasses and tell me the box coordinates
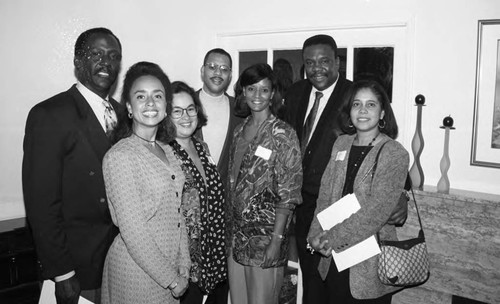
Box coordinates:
[171,105,198,119]
[204,63,231,74]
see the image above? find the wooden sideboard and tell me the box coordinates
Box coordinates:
[392,191,499,304]
[0,217,41,303]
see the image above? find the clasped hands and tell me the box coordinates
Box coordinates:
[308,231,333,257]
[308,194,409,258]
[169,266,189,298]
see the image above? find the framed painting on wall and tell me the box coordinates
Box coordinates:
[471,19,500,168]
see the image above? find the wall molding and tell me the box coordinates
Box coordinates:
[0,197,25,221]
[217,22,409,38]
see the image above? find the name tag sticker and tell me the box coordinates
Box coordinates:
[336,150,347,161]
[255,145,273,160]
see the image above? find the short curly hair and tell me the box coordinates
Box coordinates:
[74,27,121,58]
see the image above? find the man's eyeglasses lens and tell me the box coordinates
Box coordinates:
[172,106,198,119]
[205,63,231,74]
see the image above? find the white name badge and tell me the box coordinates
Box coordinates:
[255,145,272,160]
[336,150,347,161]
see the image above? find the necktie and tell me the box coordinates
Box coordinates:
[102,99,117,137]
[301,91,323,153]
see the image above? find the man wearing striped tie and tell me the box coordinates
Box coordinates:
[22,27,125,304]
[283,34,408,304]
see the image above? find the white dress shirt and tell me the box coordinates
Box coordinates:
[303,78,338,143]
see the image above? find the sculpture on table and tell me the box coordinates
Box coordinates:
[409,94,426,190]
[437,116,455,194]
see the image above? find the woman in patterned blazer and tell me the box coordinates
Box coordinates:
[101,62,190,304]
[227,63,303,304]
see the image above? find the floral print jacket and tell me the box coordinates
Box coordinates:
[227,115,303,267]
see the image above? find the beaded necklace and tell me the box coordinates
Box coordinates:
[342,134,379,195]
[352,134,378,168]
[133,132,156,147]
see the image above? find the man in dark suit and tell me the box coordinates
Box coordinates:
[22,27,124,304]
[284,34,407,303]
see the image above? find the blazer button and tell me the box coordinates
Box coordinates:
[177,223,180,228]
[89,171,95,176]
[171,175,175,180]
[100,198,106,203]
[176,192,179,197]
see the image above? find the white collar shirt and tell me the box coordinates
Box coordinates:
[303,77,338,141]
[76,82,110,132]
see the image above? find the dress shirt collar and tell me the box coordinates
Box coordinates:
[76,82,110,104]
[76,82,109,131]
[310,76,338,102]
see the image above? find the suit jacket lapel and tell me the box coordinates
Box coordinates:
[296,84,313,144]
[193,91,205,141]
[69,85,111,162]
[308,77,345,145]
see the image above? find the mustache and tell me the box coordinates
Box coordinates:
[94,66,115,75]
[311,72,327,78]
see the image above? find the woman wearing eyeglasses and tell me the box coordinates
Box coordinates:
[168,81,227,304]
[227,63,302,304]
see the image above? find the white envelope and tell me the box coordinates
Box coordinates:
[317,193,380,271]
[39,280,94,304]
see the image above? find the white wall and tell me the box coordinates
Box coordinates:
[1,0,499,220]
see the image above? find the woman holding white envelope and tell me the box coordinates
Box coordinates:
[307,79,409,303]
[226,63,302,304]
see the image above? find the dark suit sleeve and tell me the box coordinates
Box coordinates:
[22,105,74,279]
[283,86,297,127]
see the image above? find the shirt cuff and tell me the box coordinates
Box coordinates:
[54,271,76,282]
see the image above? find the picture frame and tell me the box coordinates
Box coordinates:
[471,19,500,168]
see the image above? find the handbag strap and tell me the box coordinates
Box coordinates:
[370,143,426,241]
[360,141,388,186]
[408,187,425,238]
[371,141,388,176]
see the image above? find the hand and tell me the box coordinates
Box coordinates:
[261,236,282,268]
[170,276,189,298]
[55,276,81,304]
[387,192,409,226]
[308,231,332,257]
[178,266,190,279]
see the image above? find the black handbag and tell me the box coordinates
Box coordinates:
[372,144,431,287]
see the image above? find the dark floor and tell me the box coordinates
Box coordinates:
[0,279,489,304]
[0,282,40,304]
[452,295,488,304]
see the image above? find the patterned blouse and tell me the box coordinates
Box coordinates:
[227,115,303,267]
[170,138,227,294]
